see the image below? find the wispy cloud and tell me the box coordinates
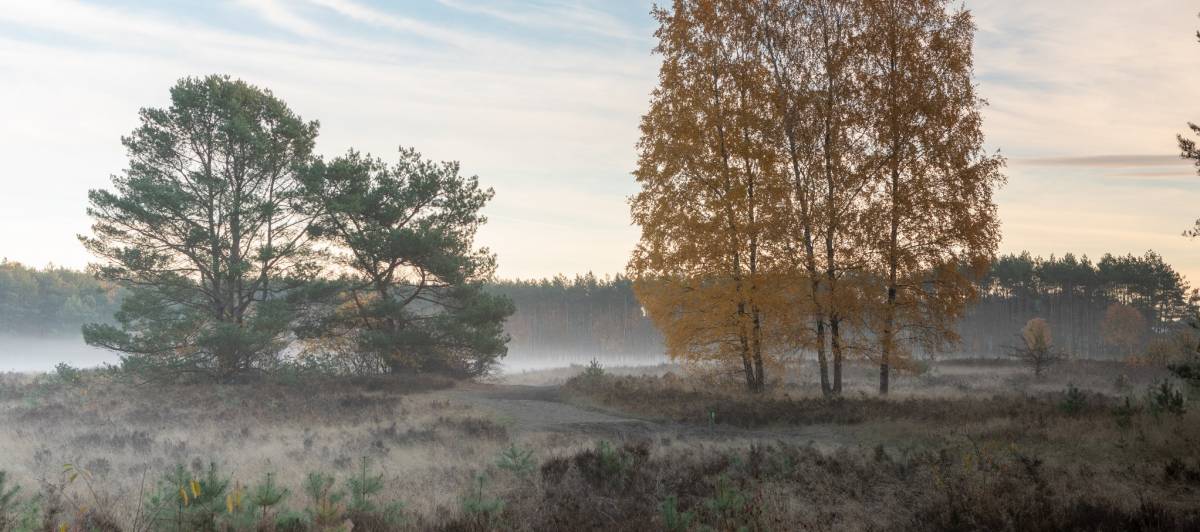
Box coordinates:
[0,0,654,278]
[1014,155,1188,168]
[237,0,327,40]
[3,0,1200,282]
[436,0,641,41]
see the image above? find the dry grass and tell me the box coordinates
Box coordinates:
[554,359,1200,530]
[0,371,522,530]
[1,358,1198,530]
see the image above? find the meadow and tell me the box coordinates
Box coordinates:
[1,358,1198,531]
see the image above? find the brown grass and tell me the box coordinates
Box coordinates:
[1,358,1198,531]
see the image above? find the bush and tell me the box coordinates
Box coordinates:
[302,471,346,529]
[52,362,83,385]
[572,440,648,491]
[1112,396,1138,431]
[460,473,504,528]
[582,358,605,379]
[250,472,289,522]
[1058,384,1086,416]
[1145,330,1196,366]
[346,457,384,514]
[702,475,755,529]
[497,444,537,480]
[1147,380,1186,418]
[660,495,695,532]
[1010,318,1066,376]
[145,462,231,531]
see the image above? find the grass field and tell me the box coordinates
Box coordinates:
[1,358,1198,531]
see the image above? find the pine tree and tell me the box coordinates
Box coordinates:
[80,75,319,380]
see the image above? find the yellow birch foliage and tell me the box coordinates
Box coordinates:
[630,0,799,391]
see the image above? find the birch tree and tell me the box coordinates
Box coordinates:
[859,0,1004,394]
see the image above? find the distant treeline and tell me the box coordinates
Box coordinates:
[3,251,1194,359]
[489,251,1197,360]
[487,274,662,356]
[0,261,121,336]
[963,251,1193,358]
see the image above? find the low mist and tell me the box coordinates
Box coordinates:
[0,335,117,373]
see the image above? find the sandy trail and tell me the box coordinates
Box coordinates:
[436,382,852,448]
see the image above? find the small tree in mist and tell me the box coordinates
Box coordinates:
[1101,303,1146,358]
[1010,318,1064,377]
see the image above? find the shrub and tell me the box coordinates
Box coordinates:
[702,474,754,529]
[303,471,346,528]
[582,358,605,379]
[1147,380,1186,418]
[1168,359,1200,390]
[346,457,384,514]
[1145,330,1195,366]
[572,440,648,490]
[1112,396,1138,431]
[53,362,83,386]
[497,444,537,480]
[338,457,405,528]
[1010,318,1066,377]
[460,473,504,528]
[660,495,695,532]
[250,472,289,522]
[1058,384,1086,416]
[145,462,230,531]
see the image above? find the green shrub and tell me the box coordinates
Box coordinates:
[1058,384,1086,416]
[596,440,629,480]
[460,473,504,527]
[660,495,695,532]
[250,472,289,521]
[1169,359,1200,389]
[703,475,751,529]
[274,510,309,532]
[303,471,346,528]
[53,362,82,385]
[497,444,537,480]
[1147,379,1186,418]
[146,462,231,531]
[346,457,385,514]
[583,358,605,379]
[1112,396,1138,431]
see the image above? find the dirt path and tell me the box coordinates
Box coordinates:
[437,382,853,449]
[439,383,649,434]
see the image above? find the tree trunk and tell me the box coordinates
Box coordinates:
[752,305,765,392]
[881,285,896,395]
[831,315,843,396]
[738,314,756,392]
[815,318,831,398]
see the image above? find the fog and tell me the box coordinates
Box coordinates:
[496,350,669,373]
[0,335,118,373]
[0,336,667,375]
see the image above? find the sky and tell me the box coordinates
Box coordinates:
[0,1,1199,282]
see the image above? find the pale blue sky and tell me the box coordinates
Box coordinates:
[1,1,1199,281]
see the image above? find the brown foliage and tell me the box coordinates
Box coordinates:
[1101,303,1148,357]
[629,0,1003,396]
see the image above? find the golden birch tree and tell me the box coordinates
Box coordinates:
[859,0,1004,394]
[782,0,876,396]
[630,0,795,392]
